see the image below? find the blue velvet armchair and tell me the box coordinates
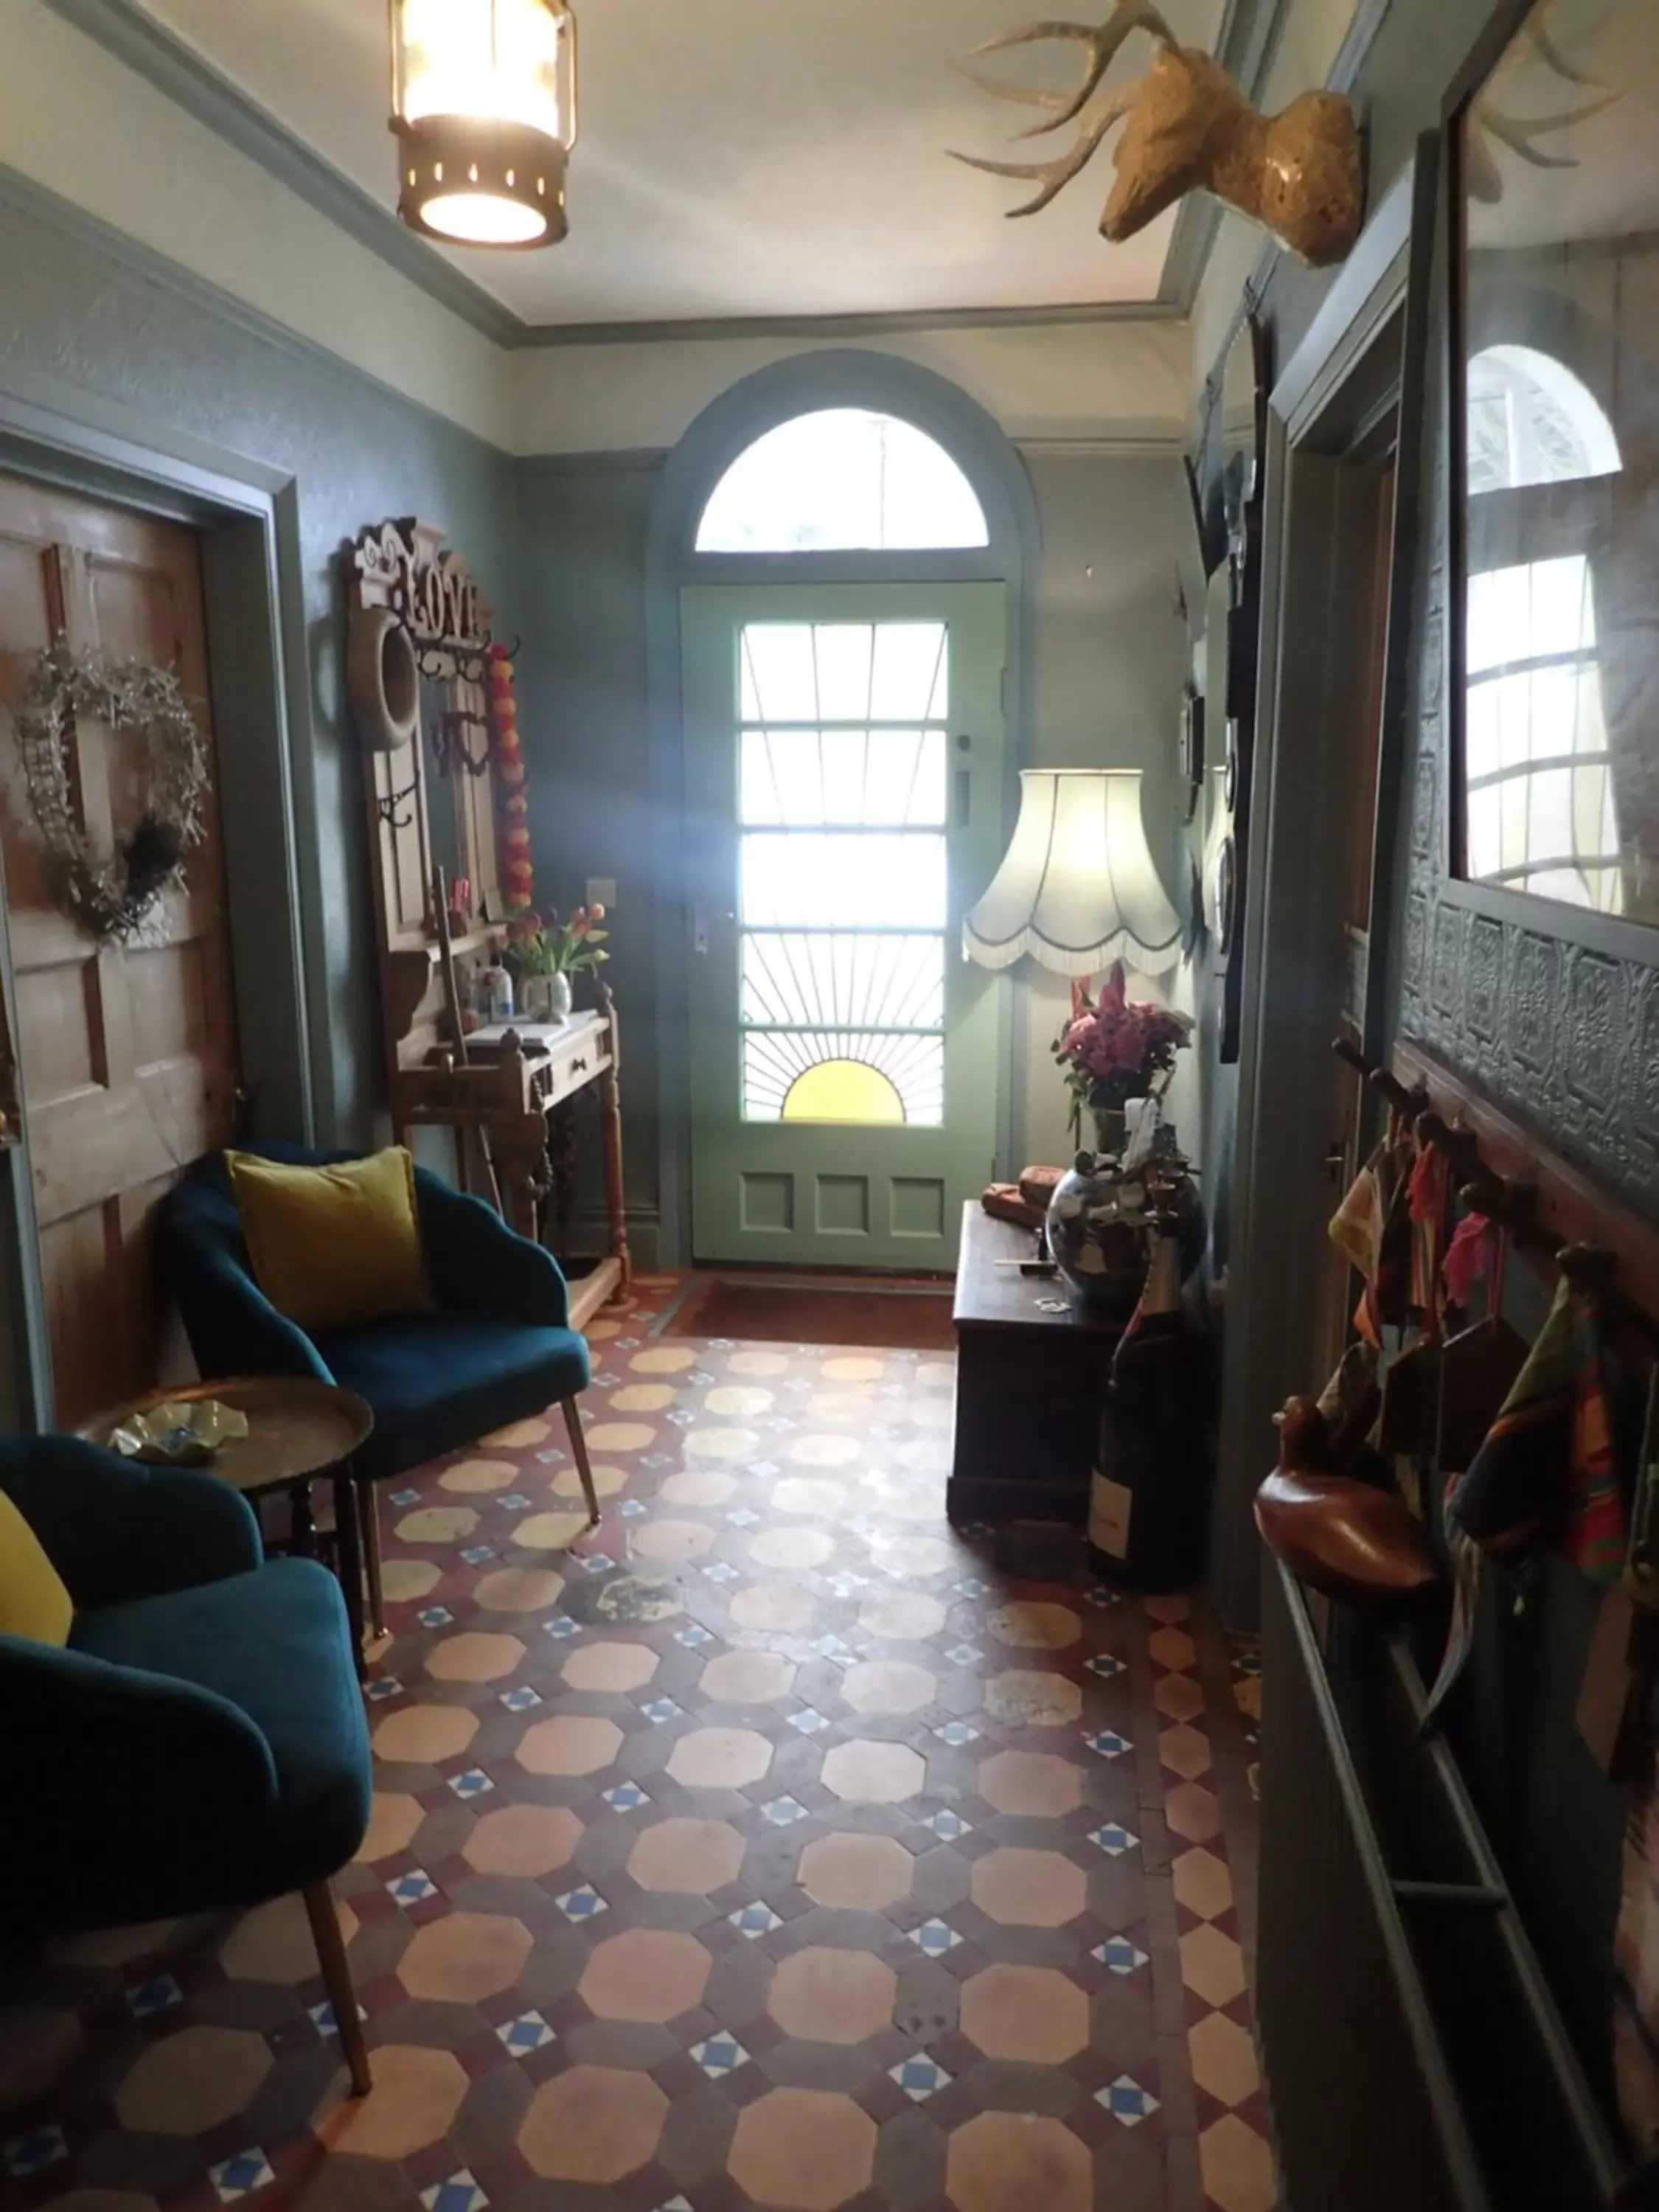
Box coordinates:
[155,1146,598,1636]
[0,1433,373,2093]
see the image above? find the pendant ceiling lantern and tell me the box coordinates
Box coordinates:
[390,0,577,248]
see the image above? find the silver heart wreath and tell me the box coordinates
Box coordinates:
[14,639,209,943]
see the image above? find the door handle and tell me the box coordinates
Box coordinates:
[692,905,709,957]
[1323,1142,1349,1185]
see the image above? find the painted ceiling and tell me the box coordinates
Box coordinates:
[135,0,1228,330]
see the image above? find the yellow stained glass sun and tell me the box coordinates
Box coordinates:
[782,1058,905,1125]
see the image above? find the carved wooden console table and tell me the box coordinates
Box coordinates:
[344,515,630,1329]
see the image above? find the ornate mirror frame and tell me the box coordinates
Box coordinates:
[1440,0,1659,969]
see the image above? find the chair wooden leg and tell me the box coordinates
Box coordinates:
[560,1397,601,1526]
[304,1879,372,2096]
[358,1481,386,1641]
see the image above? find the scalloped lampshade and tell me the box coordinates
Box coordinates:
[963,769,1180,975]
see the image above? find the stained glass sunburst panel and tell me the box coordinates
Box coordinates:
[737,622,951,1127]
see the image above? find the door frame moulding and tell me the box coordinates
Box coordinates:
[0,370,319,1423]
[1211,142,1440,1627]
[644,349,1041,1270]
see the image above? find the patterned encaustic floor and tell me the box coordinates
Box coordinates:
[0,1276,1276,2212]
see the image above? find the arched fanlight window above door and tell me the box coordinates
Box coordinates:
[695,408,991,554]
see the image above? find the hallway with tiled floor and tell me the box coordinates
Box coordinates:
[0,1280,1275,2212]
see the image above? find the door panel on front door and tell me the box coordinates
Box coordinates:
[683,583,1006,1271]
[0,472,238,1426]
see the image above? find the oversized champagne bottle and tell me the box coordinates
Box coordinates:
[1087,1215,1211,1591]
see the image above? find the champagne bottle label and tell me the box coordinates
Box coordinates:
[1088,1471,1133,1559]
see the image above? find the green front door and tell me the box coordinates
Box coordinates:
[682,582,1006,1270]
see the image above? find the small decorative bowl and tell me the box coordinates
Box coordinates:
[110,1399,251,1466]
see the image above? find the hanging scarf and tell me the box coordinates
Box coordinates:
[1329,1116,1415,1349]
[1448,1276,1625,1582]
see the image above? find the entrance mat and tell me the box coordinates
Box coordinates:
[659,1271,958,1351]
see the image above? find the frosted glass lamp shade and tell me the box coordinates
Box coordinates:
[963,770,1180,974]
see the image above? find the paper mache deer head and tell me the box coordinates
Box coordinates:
[952,0,1364,269]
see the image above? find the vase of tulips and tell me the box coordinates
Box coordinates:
[503,902,609,1023]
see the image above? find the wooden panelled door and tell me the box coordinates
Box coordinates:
[0,473,238,1426]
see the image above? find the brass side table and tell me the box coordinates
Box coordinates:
[83,1377,376,1673]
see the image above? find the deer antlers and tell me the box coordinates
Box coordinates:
[950,4,1180,215]
[1467,11,1619,204]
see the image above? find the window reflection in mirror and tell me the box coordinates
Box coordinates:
[1456,0,1658,925]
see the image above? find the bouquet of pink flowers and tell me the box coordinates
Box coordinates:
[1053,960,1192,1132]
[502,902,610,979]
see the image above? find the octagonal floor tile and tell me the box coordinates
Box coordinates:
[840,1659,937,1716]
[515,1509,596,1552]
[797,1831,914,1910]
[1148,1625,1197,1672]
[355,1791,425,1864]
[1180,1924,1248,2008]
[971,1847,1088,1927]
[750,1527,834,1571]
[398,1910,532,2003]
[730,1582,816,1633]
[728,2086,878,2211]
[115,2024,272,2135]
[579,1927,712,2023]
[627,1816,746,1893]
[771,1477,851,1518]
[820,1739,925,1805]
[1200,2113,1280,2212]
[553,1460,628,1500]
[660,1470,738,1507]
[629,1346,700,1375]
[372,1703,480,1766]
[585,1422,658,1454]
[819,1355,883,1383]
[1172,1846,1234,1921]
[983,1669,1084,1728]
[700,1649,797,1703]
[985,1601,1081,1651]
[685,1425,761,1463]
[480,1417,550,1447]
[1189,2010,1262,2107]
[975,1748,1084,1818]
[220,1892,358,1982]
[946,2110,1091,2212]
[611,1383,677,1412]
[562,1641,661,1693]
[375,1562,442,1607]
[631,1518,717,1562]
[666,1727,773,1790]
[428,1631,526,1683]
[1165,1781,1223,1843]
[705,1385,775,1418]
[1155,1671,1207,1722]
[857,1590,947,1641]
[516,1714,624,1777]
[315,2045,468,2159]
[474,1565,564,1614]
[395,1505,479,1546]
[464,1802,584,1879]
[439,1457,518,1493]
[518,2064,669,2182]
[768,1946,896,2045]
[959,1964,1090,2064]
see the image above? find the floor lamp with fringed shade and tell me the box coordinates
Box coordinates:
[962,771,1180,975]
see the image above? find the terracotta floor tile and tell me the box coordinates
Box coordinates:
[976,1747,1085,1818]
[580,1927,712,2022]
[971,1846,1088,1927]
[7,1309,1273,2212]
[517,2062,669,2181]
[1199,2112,1280,2212]
[355,1792,426,1864]
[820,1739,927,1804]
[627,1816,748,1892]
[728,2084,878,2209]
[946,2109,1092,2212]
[767,1946,897,2043]
[797,1832,914,1910]
[562,1640,661,1692]
[313,2045,469,2159]
[462,1802,583,1878]
[397,1910,533,2002]
[959,1964,1090,2062]
[372,1703,479,1764]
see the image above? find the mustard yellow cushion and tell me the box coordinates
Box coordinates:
[0,1489,73,1646]
[226,1147,432,1333]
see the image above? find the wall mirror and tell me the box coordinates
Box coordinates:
[1210,311,1267,1062]
[1449,0,1659,941]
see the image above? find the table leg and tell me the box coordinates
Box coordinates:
[290,1480,317,1558]
[597,981,633,1295]
[359,1478,386,1641]
[331,1467,367,1681]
